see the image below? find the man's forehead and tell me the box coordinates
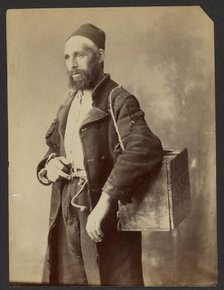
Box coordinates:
[64,35,97,53]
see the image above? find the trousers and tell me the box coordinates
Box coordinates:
[49,177,100,285]
[44,177,144,286]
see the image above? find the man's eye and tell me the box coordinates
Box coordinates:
[64,54,70,60]
[78,53,85,58]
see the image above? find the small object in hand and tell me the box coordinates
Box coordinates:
[61,161,73,180]
[62,162,73,174]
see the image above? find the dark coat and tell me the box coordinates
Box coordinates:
[37,74,163,285]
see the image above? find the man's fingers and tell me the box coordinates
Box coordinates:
[88,230,102,243]
[92,224,102,242]
[96,227,104,238]
[46,160,62,174]
[88,232,99,243]
[86,218,103,242]
[47,157,71,173]
[47,166,71,181]
[54,162,64,171]
[86,221,98,242]
[46,172,58,182]
[88,228,100,243]
[48,159,66,172]
[48,162,71,179]
[92,230,102,242]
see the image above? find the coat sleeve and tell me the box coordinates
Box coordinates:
[102,92,163,203]
[36,90,77,185]
[36,119,60,185]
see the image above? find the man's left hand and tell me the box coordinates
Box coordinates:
[86,193,114,243]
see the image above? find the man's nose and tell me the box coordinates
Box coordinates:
[71,56,78,68]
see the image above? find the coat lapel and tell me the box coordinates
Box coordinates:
[56,89,109,155]
[80,107,109,129]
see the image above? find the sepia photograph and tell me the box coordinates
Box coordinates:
[7,6,217,286]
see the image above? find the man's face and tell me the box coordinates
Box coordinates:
[64,36,100,90]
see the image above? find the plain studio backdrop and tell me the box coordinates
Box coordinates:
[7,6,216,286]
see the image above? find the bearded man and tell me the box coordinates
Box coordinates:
[37,23,163,286]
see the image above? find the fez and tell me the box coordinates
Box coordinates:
[68,23,106,49]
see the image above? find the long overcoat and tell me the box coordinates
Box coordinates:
[37,74,163,285]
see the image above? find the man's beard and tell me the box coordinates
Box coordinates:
[68,61,100,91]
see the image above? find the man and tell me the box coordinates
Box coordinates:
[37,23,163,286]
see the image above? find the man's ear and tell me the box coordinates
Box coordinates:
[97,49,105,64]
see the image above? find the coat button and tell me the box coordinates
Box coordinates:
[101,155,106,160]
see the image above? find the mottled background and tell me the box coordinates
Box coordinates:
[7,6,216,286]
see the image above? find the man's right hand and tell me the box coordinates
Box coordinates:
[45,156,72,182]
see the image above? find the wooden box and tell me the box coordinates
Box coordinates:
[118,148,191,231]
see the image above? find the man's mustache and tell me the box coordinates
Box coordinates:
[70,69,83,75]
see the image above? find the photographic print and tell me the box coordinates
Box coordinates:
[7,6,217,286]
